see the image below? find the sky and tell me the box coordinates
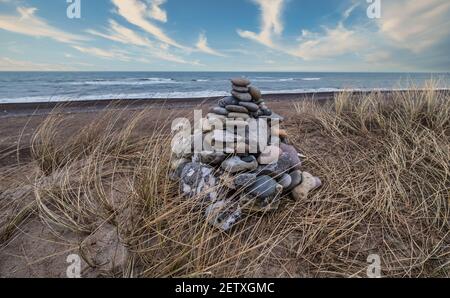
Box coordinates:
[0,0,449,72]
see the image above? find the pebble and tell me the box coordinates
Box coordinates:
[285,170,303,192]
[221,156,258,173]
[219,96,239,107]
[207,113,226,122]
[249,86,262,100]
[280,143,302,170]
[228,112,250,120]
[232,85,249,93]
[212,130,243,144]
[231,90,252,102]
[231,78,250,87]
[257,145,281,165]
[247,175,282,199]
[291,172,322,200]
[226,105,249,113]
[210,107,229,116]
[278,173,292,189]
[238,101,259,112]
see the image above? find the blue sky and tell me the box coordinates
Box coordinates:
[0,0,449,71]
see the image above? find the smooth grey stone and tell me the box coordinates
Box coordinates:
[210,107,228,116]
[226,105,249,113]
[234,173,257,188]
[221,156,258,173]
[219,96,239,106]
[238,101,259,112]
[278,173,292,189]
[248,175,282,199]
[232,85,249,93]
[231,78,250,87]
[231,90,252,102]
[285,170,303,192]
[241,155,257,163]
[280,143,302,170]
[249,86,262,100]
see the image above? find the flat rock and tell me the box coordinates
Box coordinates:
[221,156,258,173]
[238,101,259,112]
[232,85,249,93]
[231,90,252,102]
[231,78,250,87]
[212,129,243,143]
[207,113,227,122]
[226,105,249,113]
[249,86,262,100]
[210,107,228,116]
[219,96,239,107]
[247,175,282,200]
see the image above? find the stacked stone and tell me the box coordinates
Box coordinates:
[171,78,321,231]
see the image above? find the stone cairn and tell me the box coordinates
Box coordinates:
[171,78,321,231]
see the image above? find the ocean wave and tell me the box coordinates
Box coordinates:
[66,77,177,86]
[301,78,321,81]
[252,78,296,82]
[2,87,448,104]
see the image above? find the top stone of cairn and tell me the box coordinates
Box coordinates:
[231,77,251,87]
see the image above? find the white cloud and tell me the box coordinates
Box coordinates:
[148,0,167,23]
[87,19,193,64]
[195,33,226,57]
[237,0,285,48]
[87,19,152,47]
[111,0,185,49]
[290,24,368,60]
[0,6,86,44]
[377,0,450,53]
[72,45,131,61]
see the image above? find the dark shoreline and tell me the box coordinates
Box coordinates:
[1,90,449,117]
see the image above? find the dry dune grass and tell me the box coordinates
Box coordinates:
[1,86,449,277]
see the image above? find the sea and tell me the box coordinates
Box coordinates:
[0,72,449,103]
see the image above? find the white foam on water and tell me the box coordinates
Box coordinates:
[1,88,448,104]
